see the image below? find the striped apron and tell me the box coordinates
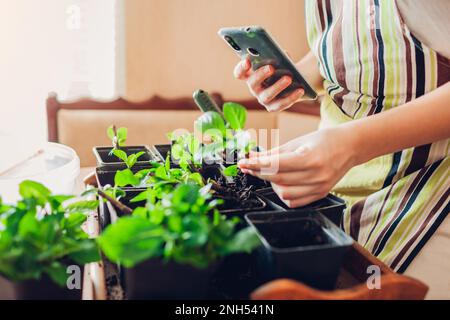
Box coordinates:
[305,0,450,272]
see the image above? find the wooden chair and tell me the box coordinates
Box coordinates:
[46,93,321,167]
[46,92,223,167]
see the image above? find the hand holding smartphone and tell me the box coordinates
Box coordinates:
[218,26,317,111]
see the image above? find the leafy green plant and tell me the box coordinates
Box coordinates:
[0,181,100,286]
[222,164,239,178]
[97,183,259,268]
[107,125,128,152]
[112,149,145,169]
[190,102,255,163]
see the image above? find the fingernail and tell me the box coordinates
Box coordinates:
[264,65,272,73]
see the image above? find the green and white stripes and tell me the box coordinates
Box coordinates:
[306,0,450,272]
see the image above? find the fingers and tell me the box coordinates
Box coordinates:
[243,169,318,186]
[258,76,292,106]
[234,57,251,80]
[247,65,275,94]
[284,195,323,208]
[271,183,325,208]
[238,148,313,173]
[248,146,282,158]
[266,88,305,112]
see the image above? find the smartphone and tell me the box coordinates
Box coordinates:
[218,26,318,100]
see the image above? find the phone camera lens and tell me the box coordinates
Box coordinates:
[247,48,260,56]
[224,36,241,51]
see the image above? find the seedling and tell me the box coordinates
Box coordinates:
[194,101,256,162]
[97,183,260,268]
[0,181,100,286]
[107,125,127,153]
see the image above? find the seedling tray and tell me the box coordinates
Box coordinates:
[83,176,428,300]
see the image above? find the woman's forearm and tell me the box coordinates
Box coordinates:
[295,51,324,93]
[345,82,450,166]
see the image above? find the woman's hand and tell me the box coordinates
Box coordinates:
[238,127,359,208]
[234,56,305,112]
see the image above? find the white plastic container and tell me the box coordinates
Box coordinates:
[0,142,80,204]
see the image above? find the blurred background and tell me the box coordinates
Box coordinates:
[0,0,310,145]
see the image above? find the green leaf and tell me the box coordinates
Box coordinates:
[45,262,68,287]
[113,149,128,163]
[222,227,261,254]
[223,165,239,177]
[107,125,115,140]
[194,111,226,138]
[171,184,199,208]
[47,195,74,211]
[165,155,171,171]
[126,151,145,168]
[130,190,152,203]
[223,102,247,130]
[18,212,40,239]
[116,127,128,146]
[155,166,169,180]
[97,217,164,267]
[65,200,99,212]
[64,212,87,229]
[132,207,148,218]
[69,239,100,264]
[171,143,184,160]
[186,135,200,155]
[19,180,51,205]
[114,169,140,187]
[187,172,204,186]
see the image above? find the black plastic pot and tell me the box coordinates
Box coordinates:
[1,269,82,300]
[217,195,267,218]
[95,167,149,190]
[124,259,217,299]
[207,252,260,299]
[152,144,171,162]
[256,187,346,226]
[245,210,353,290]
[93,146,155,169]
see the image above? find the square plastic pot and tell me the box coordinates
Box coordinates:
[93,146,156,169]
[152,144,171,162]
[124,259,218,300]
[0,267,83,300]
[256,187,346,226]
[245,210,353,290]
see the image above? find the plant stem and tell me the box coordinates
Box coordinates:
[97,189,133,215]
[112,125,120,150]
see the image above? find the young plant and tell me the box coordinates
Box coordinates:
[194,102,256,163]
[0,181,100,286]
[107,125,128,154]
[97,183,260,269]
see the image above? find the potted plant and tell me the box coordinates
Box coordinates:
[96,183,260,299]
[93,125,155,169]
[0,181,100,299]
[245,210,353,290]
